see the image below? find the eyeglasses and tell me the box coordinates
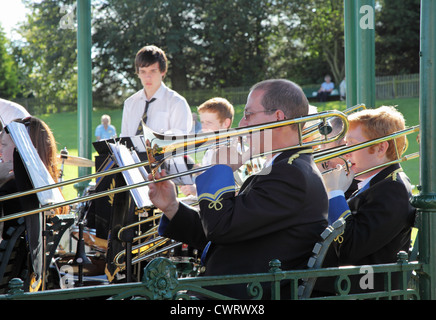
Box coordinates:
[243,109,277,121]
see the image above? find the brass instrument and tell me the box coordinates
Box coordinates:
[111,107,371,268]
[303,103,366,141]
[0,110,349,274]
[0,108,420,275]
[122,124,420,268]
[0,110,349,224]
[0,104,422,287]
[114,233,181,271]
[102,123,421,270]
[314,125,420,176]
[234,104,367,185]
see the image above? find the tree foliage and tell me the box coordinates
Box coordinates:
[375,0,420,75]
[3,0,421,111]
[92,0,205,97]
[15,0,78,104]
[92,0,274,94]
[0,27,20,99]
[195,0,273,88]
[269,0,344,85]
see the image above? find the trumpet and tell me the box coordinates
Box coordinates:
[0,110,349,223]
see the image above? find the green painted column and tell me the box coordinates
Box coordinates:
[355,0,375,109]
[75,0,92,195]
[344,0,358,108]
[411,0,436,300]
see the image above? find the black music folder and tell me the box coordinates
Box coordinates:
[93,136,146,158]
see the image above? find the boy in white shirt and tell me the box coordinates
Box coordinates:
[120,45,192,137]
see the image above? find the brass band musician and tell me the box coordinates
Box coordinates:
[320,106,416,294]
[148,79,328,299]
[0,117,68,292]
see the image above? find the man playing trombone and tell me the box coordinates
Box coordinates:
[322,106,416,294]
[148,79,328,299]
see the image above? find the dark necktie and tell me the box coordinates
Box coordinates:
[136,98,156,135]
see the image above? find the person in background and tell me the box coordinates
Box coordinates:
[95,114,117,141]
[339,77,346,101]
[191,112,202,134]
[317,75,335,102]
[120,45,192,137]
[196,97,234,165]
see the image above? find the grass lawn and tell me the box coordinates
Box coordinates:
[39,109,123,200]
[41,97,420,200]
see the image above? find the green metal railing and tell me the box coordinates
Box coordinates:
[0,254,421,300]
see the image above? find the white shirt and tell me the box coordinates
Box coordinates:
[0,98,31,126]
[120,82,192,136]
[202,148,214,166]
[356,173,376,192]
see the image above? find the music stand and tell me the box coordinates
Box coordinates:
[93,136,152,282]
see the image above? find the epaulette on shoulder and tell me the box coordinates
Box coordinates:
[287,149,313,165]
[385,168,403,182]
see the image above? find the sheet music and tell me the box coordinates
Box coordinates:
[109,143,153,208]
[163,157,194,185]
[130,151,149,180]
[6,122,65,206]
[129,135,147,153]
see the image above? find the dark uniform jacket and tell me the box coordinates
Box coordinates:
[159,148,328,299]
[319,164,416,295]
[340,164,415,265]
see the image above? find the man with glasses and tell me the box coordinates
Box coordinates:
[148,79,328,299]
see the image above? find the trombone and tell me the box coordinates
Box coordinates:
[314,125,420,176]
[303,103,365,141]
[108,112,421,271]
[0,109,349,224]
[1,105,421,277]
[113,124,421,270]
[0,109,349,272]
[109,106,367,270]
